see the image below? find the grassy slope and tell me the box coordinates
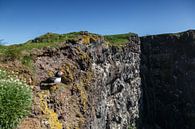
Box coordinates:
[0,31,136,64]
[104,33,135,46]
[0,33,80,62]
[27,32,81,43]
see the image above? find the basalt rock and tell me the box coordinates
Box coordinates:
[141,30,195,129]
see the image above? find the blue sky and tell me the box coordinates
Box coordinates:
[0,0,194,44]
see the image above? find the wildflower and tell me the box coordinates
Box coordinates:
[0,69,32,129]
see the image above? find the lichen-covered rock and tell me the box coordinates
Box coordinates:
[30,43,93,129]
[20,34,142,129]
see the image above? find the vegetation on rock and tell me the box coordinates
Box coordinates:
[104,33,135,46]
[28,32,80,43]
[0,31,136,62]
[0,69,32,129]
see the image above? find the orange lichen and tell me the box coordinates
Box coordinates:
[38,91,62,129]
[47,70,54,77]
[78,34,101,45]
[74,82,88,112]
[82,35,90,44]
[62,62,76,83]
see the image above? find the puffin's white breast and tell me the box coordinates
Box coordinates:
[54,77,61,83]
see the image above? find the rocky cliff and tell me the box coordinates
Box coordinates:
[0,30,195,129]
[0,32,142,129]
[141,30,195,129]
[86,35,141,129]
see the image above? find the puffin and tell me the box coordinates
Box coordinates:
[41,71,63,87]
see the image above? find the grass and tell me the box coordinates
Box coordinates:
[0,42,57,59]
[104,33,136,46]
[21,56,34,71]
[0,31,136,61]
[28,32,81,43]
[0,69,32,129]
[0,31,90,60]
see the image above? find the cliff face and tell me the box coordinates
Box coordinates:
[1,30,195,129]
[141,30,195,129]
[87,35,141,129]
[18,43,94,129]
[15,34,142,129]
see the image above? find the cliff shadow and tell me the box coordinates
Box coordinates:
[139,30,195,129]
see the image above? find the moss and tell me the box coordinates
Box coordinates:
[38,91,62,129]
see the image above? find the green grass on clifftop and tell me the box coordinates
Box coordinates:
[27,32,81,43]
[0,32,82,59]
[0,31,137,61]
[0,42,59,61]
[104,33,136,46]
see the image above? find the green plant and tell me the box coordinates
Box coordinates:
[28,32,81,44]
[104,33,135,46]
[128,124,136,129]
[21,56,33,68]
[0,32,83,60]
[0,69,32,129]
